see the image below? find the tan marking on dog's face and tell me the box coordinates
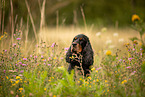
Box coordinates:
[71,42,82,54]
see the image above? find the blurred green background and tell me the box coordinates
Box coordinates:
[0,0,145,34]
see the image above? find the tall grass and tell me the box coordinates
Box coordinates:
[0,1,145,96]
[0,26,145,96]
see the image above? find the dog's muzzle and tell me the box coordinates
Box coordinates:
[71,42,82,54]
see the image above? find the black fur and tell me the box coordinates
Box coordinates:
[66,34,94,77]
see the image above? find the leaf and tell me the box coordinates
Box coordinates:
[129,37,139,41]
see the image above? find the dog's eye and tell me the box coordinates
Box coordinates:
[74,37,77,40]
[79,38,83,40]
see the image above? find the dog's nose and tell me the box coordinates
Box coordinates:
[72,43,77,47]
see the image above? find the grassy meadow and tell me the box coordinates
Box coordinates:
[0,26,145,97]
[0,15,145,96]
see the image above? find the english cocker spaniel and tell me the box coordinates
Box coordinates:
[66,34,94,77]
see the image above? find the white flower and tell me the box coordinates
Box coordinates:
[106,40,112,44]
[113,33,118,37]
[109,45,115,49]
[96,32,101,37]
[101,27,107,32]
[118,38,124,42]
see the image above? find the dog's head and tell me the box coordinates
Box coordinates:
[71,34,89,54]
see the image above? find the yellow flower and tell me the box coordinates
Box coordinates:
[106,50,112,55]
[91,67,95,71]
[19,88,23,91]
[87,77,92,80]
[105,80,108,83]
[44,88,46,91]
[53,95,56,97]
[16,76,20,79]
[132,14,140,22]
[15,80,19,84]
[6,76,8,79]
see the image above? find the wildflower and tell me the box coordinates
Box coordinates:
[106,50,112,55]
[133,40,138,44]
[118,38,124,42]
[6,76,8,79]
[126,66,131,68]
[17,38,21,40]
[105,80,108,83]
[23,58,27,60]
[19,62,22,64]
[19,88,23,91]
[121,80,127,84]
[10,90,14,95]
[101,27,107,32]
[128,58,134,61]
[4,70,6,73]
[96,67,102,70]
[15,80,19,84]
[51,43,56,47]
[47,64,51,66]
[22,64,26,66]
[44,88,46,91]
[109,45,115,49]
[113,33,118,37]
[96,32,101,37]
[132,14,140,22]
[106,40,112,44]
[91,67,95,71]
[20,70,24,73]
[16,76,21,79]
[119,59,122,62]
[64,47,69,50]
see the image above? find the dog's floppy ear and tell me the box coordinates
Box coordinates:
[66,46,72,63]
[82,40,94,66]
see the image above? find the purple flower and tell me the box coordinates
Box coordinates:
[96,67,102,71]
[48,64,51,66]
[65,51,68,53]
[64,47,69,50]
[15,64,17,66]
[23,58,27,60]
[128,58,134,61]
[19,62,22,64]
[4,70,6,73]
[131,71,136,75]
[30,55,32,57]
[140,48,143,51]
[119,59,122,62]
[5,50,7,52]
[13,43,16,46]
[141,53,142,56]
[34,56,37,59]
[51,43,56,47]
[22,64,26,66]
[44,63,46,65]
[20,70,24,73]
[41,55,43,58]
[17,38,21,40]
[126,66,131,68]
[133,48,135,51]
[44,59,46,61]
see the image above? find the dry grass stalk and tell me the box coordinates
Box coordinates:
[80,6,88,34]
[40,0,46,31]
[10,0,14,44]
[25,0,38,41]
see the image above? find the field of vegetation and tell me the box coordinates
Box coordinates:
[0,13,145,97]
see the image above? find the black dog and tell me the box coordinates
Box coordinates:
[66,34,94,77]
